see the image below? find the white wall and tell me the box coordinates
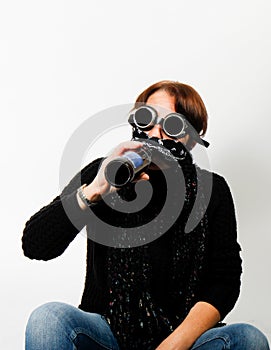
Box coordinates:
[1,0,271,348]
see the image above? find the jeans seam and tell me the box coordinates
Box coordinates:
[70,327,116,350]
[191,335,230,349]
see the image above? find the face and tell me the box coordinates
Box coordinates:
[145,90,190,145]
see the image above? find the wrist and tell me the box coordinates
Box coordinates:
[77,183,101,210]
[156,333,190,350]
[83,182,102,202]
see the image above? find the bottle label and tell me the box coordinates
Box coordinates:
[123,151,144,168]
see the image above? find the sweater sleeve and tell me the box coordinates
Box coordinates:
[22,158,103,261]
[199,174,242,320]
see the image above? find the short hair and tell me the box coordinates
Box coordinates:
[135,80,208,136]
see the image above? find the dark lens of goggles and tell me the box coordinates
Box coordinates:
[133,106,155,129]
[163,114,185,138]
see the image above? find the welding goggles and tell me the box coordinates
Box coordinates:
[128,105,209,147]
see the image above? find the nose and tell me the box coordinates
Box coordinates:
[147,124,164,138]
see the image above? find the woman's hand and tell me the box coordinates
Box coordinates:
[77,141,149,209]
[155,302,220,350]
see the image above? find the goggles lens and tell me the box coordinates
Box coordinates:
[134,107,154,128]
[163,114,185,137]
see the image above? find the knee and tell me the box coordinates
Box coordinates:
[25,302,75,349]
[26,302,70,336]
[230,323,270,349]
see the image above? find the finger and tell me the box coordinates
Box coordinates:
[137,172,149,181]
[114,141,143,156]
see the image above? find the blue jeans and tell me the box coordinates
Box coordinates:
[25,302,270,350]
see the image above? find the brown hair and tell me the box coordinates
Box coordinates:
[135,80,208,136]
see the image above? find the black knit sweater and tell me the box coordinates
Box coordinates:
[22,158,242,329]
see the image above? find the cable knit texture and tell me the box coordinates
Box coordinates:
[22,157,242,349]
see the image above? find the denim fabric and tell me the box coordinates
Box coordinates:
[25,302,119,350]
[191,323,270,350]
[25,302,270,350]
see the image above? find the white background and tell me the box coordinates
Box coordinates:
[1,0,271,348]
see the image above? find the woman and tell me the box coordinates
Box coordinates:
[22,81,269,349]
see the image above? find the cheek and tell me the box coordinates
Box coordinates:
[176,135,189,145]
